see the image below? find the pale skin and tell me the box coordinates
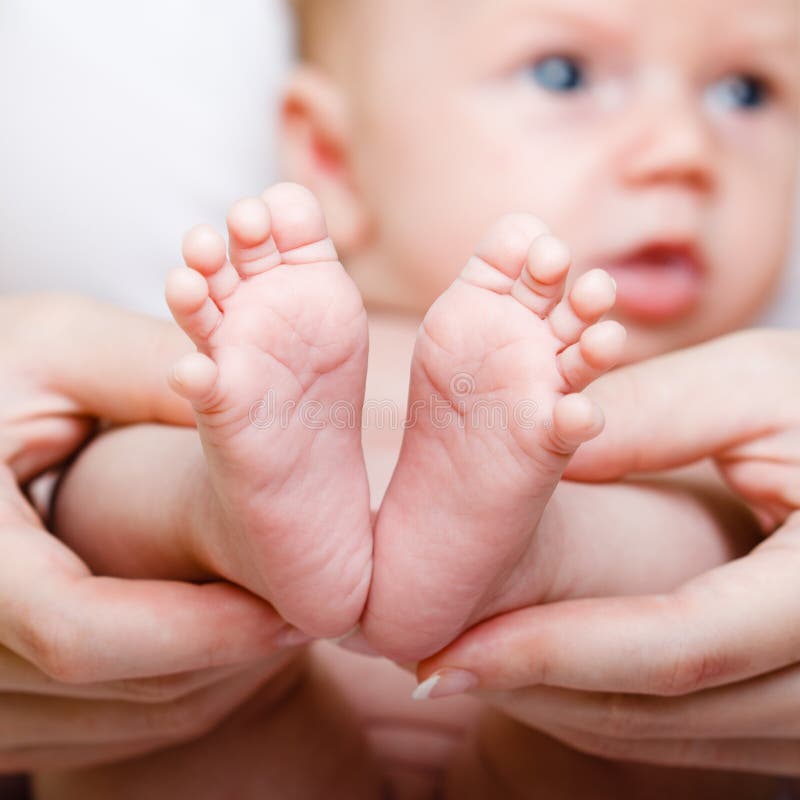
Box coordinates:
[45,189,777,800]
[418,332,800,787]
[0,295,305,773]
[40,309,786,798]
[55,184,630,652]
[6,0,799,796]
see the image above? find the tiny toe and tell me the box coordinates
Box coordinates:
[511,234,572,317]
[549,269,617,346]
[260,182,338,265]
[550,394,605,454]
[227,197,282,277]
[557,320,627,392]
[165,268,221,350]
[169,352,220,410]
[182,225,240,303]
[461,213,549,292]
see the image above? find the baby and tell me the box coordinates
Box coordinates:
[39,0,798,796]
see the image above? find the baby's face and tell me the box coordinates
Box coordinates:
[343,0,799,360]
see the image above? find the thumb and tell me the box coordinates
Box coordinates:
[44,295,195,427]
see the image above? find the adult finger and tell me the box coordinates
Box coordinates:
[0,472,301,683]
[0,646,250,703]
[34,294,196,427]
[0,657,283,748]
[565,330,800,481]
[719,428,800,529]
[0,658,287,768]
[540,723,800,778]
[485,662,800,741]
[0,528,296,683]
[418,513,800,697]
[4,574,295,684]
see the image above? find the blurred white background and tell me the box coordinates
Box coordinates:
[0,0,292,316]
[0,0,797,325]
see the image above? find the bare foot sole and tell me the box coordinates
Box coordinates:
[365,213,626,660]
[166,183,372,638]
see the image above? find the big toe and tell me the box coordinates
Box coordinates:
[461,213,550,292]
[260,182,337,263]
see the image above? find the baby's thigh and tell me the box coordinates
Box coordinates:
[444,710,784,800]
[33,655,383,800]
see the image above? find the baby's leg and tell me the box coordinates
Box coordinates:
[364,214,625,661]
[54,424,234,582]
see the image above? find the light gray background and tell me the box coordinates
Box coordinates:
[0,0,796,326]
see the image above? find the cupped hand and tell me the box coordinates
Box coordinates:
[0,294,197,483]
[0,467,295,771]
[0,295,300,772]
[567,328,800,529]
[417,329,800,777]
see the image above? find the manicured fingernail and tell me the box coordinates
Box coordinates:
[274,627,315,648]
[412,669,479,701]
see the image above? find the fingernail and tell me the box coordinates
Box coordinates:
[412,668,479,701]
[274,627,315,648]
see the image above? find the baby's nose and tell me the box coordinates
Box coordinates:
[616,71,716,192]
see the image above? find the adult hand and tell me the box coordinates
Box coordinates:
[568,328,800,530]
[0,295,298,772]
[0,294,195,483]
[417,330,800,777]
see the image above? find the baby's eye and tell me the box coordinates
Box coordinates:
[527,55,586,93]
[707,73,770,111]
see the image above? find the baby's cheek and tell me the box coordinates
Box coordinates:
[719,193,789,306]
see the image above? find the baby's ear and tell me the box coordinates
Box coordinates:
[279,67,368,257]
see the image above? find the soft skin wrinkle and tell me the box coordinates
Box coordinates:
[334,0,799,363]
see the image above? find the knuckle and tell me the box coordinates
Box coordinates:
[651,648,725,697]
[647,594,732,697]
[16,613,86,684]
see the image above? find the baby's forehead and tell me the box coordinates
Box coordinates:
[364,0,796,41]
[346,0,798,85]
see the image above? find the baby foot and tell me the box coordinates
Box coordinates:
[363,214,626,661]
[166,183,372,638]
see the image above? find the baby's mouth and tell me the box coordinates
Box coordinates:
[599,243,705,323]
